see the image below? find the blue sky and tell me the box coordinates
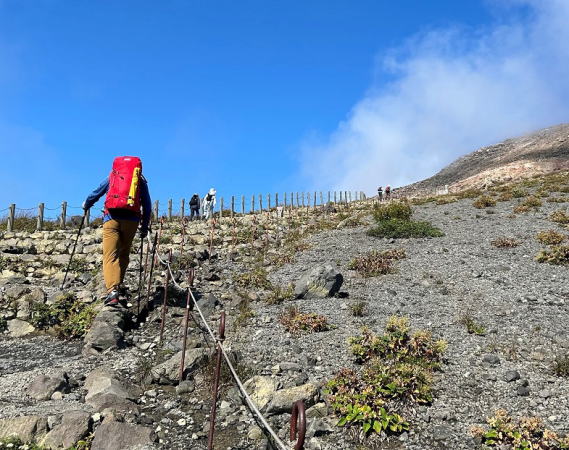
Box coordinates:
[1,0,567,215]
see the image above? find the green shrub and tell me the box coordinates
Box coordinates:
[435,196,457,205]
[233,265,271,289]
[368,219,443,239]
[265,284,294,305]
[348,249,406,277]
[29,293,96,338]
[456,188,482,199]
[536,230,566,245]
[326,317,446,437]
[372,201,412,222]
[473,195,497,209]
[471,409,569,448]
[279,306,330,335]
[459,314,486,335]
[234,299,255,328]
[547,196,569,203]
[349,301,368,317]
[536,245,569,265]
[0,437,47,449]
[514,196,542,213]
[511,187,528,198]
[553,354,569,377]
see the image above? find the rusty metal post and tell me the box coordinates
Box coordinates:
[159,249,172,344]
[290,400,307,450]
[207,311,226,450]
[179,269,195,382]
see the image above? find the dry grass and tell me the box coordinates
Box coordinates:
[279,306,330,335]
[491,237,520,248]
[473,195,497,209]
[348,249,406,277]
[536,230,566,245]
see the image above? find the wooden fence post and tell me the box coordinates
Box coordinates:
[334,191,337,203]
[36,203,44,231]
[220,197,224,220]
[267,193,271,211]
[251,195,255,213]
[259,194,263,212]
[180,198,185,221]
[241,195,245,215]
[301,192,305,208]
[284,192,287,207]
[319,192,323,205]
[153,200,159,220]
[275,193,279,207]
[85,208,90,227]
[349,192,352,203]
[60,201,67,229]
[339,191,342,204]
[327,191,330,203]
[168,199,173,221]
[7,204,15,232]
[231,196,235,217]
[314,191,317,208]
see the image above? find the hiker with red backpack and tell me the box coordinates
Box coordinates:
[83,156,152,307]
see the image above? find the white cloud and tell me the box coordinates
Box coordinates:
[299,0,569,194]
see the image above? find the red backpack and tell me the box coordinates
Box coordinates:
[104,156,143,213]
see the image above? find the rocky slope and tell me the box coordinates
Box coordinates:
[1,172,569,449]
[397,124,569,196]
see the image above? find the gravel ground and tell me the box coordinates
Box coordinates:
[232,196,569,449]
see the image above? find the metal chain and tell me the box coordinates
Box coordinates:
[149,236,288,450]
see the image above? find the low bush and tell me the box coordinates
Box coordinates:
[536,245,569,265]
[553,354,569,377]
[0,437,47,449]
[456,188,482,199]
[491,237,520,248]
[326,317,446,437]
[511,187,528,198]
[536,230,566,245]
[458,314,486,335]
[29,293,96,338]
[497,191,513,202]
[372,201,412,222]
[279,306,330,335]
[349,301,368,317]
[233,265,272,289]
[348,249,406,277]
[471,409,569,448]
[550,210,569,225]
[234,299,255,328]
[547,196,569,203]
[368,219,444,239]
[473,195,497,209]
[265,284,294,305]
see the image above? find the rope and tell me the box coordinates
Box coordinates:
[15,207,36,211]
[148,236,288,450]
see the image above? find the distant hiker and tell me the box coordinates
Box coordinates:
[83,156,151,307]
[189,193,201,221]
[203,188,216,220]
[385,185,391,200]
[377,186,383,201]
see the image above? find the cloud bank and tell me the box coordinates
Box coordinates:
[300,0,569,193]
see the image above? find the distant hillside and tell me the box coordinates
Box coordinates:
[398,124,569,196]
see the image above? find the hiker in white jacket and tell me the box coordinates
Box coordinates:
[203,188,217,220]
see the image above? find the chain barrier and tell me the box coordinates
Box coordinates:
[148,235,293,450]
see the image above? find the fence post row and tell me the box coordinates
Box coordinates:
[168,199,173,221]
[60,201,67,229]
[36,203,44,231]
[180,198,185,221]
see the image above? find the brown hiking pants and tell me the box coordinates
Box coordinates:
[102,219,138,293]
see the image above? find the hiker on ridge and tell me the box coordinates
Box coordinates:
[377,186,383,202]
[189,193,201,221]
[385,185,391,200]
[83,156,151,307]
[203,188,216,220]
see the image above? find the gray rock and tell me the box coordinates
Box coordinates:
[91,422,156,450]
[294,265,343,299]
[483,354,501,365]
[176,380,195,395]
[7,318,35,337]
[265,383,318,415]
[517,385,531,396]
[150,348,207,384]
[0,415,49,442]
[41,411,91,449]
[242,376,279,410]
[83,308,126,355]
[503,370,521,382]
[27,371,70,400]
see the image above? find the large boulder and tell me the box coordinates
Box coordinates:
[7,318,35,337]
[242,376,279,410]
[41,411,91,449]
[83,308,125,355]
[91,422,156,450]
[294,265,343,299]
[27,371,70,401]
[265,383,318,416]
[84,368,140,414]
[150,348,208,384]
[0,415,48,442]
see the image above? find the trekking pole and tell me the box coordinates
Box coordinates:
[143,232,159,315]
[61,211,86,290]
[136,237,145,316]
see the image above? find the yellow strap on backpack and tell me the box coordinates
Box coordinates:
[128,167,141,206]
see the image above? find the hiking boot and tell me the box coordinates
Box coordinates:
[104,290,121,307]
